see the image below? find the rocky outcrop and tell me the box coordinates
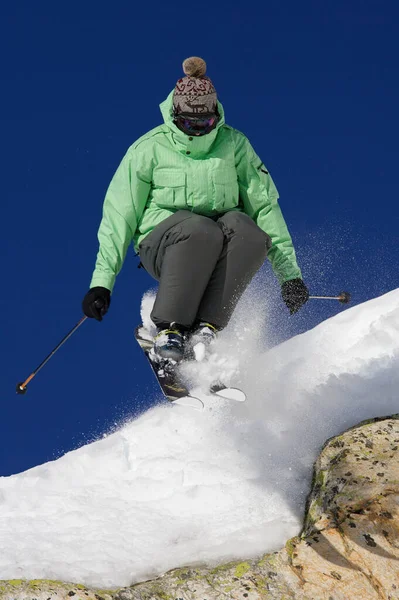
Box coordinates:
[2,415,399,600]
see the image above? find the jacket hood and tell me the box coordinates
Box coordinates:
[159,90,226,157]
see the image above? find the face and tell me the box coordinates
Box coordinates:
[174,113,219,136]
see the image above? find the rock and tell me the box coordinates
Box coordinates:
[2,416,399,600]
[0,580,113,600]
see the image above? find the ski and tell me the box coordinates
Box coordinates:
[210,381,246,402]
[135,326,246,408]
[135,326,204,409]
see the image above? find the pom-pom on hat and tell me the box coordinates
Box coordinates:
[173,57,217,115]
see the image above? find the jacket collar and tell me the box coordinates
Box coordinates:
[159,90,225,158]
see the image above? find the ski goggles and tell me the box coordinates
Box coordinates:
[174,112,219,136]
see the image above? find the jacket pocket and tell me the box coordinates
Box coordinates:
[212,169,239,212]
[151,170,187,209]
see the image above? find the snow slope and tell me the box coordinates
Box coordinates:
[1,289,399,588]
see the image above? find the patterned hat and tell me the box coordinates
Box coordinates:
[173,57,217,115]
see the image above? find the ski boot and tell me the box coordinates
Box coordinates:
[153,324,185,362]
[187,322,218,361]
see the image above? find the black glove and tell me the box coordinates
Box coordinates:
[82,287,111,321]
[281,278,309,314]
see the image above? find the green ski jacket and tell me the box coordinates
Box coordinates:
[90,91,302,292]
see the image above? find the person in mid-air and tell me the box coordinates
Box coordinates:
[82,57,309,360]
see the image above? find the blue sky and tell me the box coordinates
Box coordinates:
[1,0,398,476]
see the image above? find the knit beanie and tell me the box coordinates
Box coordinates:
[173,57,217,115]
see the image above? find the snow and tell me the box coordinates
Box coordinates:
[1,287,399,589]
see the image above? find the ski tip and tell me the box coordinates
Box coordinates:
[214,387,246,402]
[171,396,204,410]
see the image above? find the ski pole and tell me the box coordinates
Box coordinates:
[309,291,351,304]
[16,315,88,395]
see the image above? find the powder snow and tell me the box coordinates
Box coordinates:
[1,288,399,588]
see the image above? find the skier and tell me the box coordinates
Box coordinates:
[82,57,309,361]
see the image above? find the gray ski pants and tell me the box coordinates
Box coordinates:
[138,210,271,330]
